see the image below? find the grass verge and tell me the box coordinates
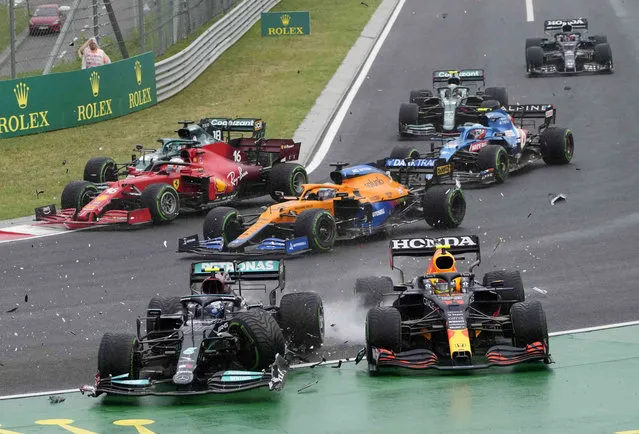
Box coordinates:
[0,0,382,220]
[0,5,29,53]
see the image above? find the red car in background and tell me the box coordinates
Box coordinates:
[34,118,308,229]
[29,4,66,35]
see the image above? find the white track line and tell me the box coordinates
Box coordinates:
[525,0,534,22]
[306,0,407,174]
[2,320,639,401]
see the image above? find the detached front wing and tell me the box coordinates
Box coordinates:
[366,342,550,371]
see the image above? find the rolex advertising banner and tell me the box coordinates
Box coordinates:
[0,52,157,139]
[261,11,311,36]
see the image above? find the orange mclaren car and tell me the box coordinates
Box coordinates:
[178,159,466,256]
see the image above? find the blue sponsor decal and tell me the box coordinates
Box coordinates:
[385,158,436,168]
[286,236,309,254]
[370,202,393,227]
[341,165,381,177]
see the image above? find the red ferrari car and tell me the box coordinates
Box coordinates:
[29,4,65,35]
[35,118,308,229]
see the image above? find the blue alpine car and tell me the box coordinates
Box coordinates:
[388,103,575,184]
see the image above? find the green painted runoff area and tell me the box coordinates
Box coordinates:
[1,326,639,434]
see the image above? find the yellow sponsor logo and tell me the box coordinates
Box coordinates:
[215,178,226,193]
[267,27,304,35]
[89,71,100,97]
[436,164,451,176]
[134,60,142,85]
[14,82,29,108]
[128,87,153,109]
[0,82,51,135]
[77,99,113,121]
[448,329,472,356]
[280,14,291,25]
[173,179,180,190]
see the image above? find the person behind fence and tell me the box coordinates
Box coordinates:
[78,37,111,69]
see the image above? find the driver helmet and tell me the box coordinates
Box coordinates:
[317,188,335,201]
[468,127,487,140]
[426,246,462,294]
[568,33,577,41]
[205,301,225,319]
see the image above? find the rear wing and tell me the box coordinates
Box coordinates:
[189,259,283,286]
[432,69,485,85]
[199,117,266,140]
[544,18,588,32]
[382,156,455,185]
[505,104,556,127]
[390,235,480,258]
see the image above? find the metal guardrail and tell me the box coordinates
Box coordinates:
[155,0,280,102]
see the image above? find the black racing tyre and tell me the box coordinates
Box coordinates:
[590,35,608,44]
[83,157,118,183]
[510,300,549,348]
[146,296,183,334]
[279,292,324,349]
[60,180,98,211]
[366,307,402,353]
[229,310,286,371]
[526,46,544,69]
[477,144,509,183]
[268,162,308,201]
[398,103,419,136]
[594,43,612,64]
[294,208,336,252]
[355,276,394,308]
[389,145,420,160]
[484,87,509,107]
[422,184,466,229]
[409,89,433,104]
[141,183,180,224]
[98,333,139,378]
[525,37,545,50]
[483,270,525,315]
[480,99,502,110]
[202,206,243,244]
[540,127,574,165]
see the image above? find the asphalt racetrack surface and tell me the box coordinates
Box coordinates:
[3,0,639,395]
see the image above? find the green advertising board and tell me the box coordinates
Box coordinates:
[0,52,157,139]
[261,11,311,36]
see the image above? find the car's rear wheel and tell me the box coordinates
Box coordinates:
[484,87,509,107]
[60,180,98,211]
[355,276,394,308]
[141,183,180,224]
[279,292,324,349]
[268,163,308,201]
[540,127,574,165]
[146,296,184,334]
[422,185,466,229]
[83,157,118,183]
[398,103,419,137]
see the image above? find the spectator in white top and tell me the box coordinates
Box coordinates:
[78,37,111,69]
